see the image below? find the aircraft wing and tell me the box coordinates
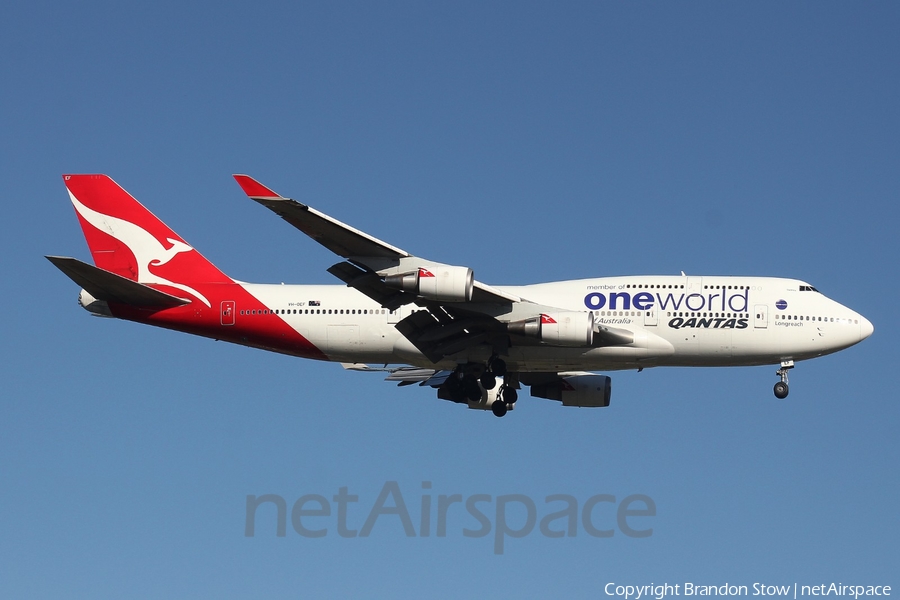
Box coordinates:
[325,261,417,311]
[233,174,520,307]
[324,260,519,310]
[233,174,409,260]
[233,175,636,364]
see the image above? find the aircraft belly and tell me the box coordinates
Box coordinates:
[500,330,676,372]
[326,325,359,354]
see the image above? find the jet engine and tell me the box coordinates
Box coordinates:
[530,374,611,408]
[384,266,474,302]
[78,289,113,317]
[507,312,593,347]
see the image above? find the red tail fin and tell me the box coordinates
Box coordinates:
[64,175,232,304]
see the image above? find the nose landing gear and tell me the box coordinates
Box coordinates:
[774,360,794,399]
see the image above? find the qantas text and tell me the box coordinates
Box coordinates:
[668,317,748,330]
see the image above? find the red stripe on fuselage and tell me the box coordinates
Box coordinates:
[108,282,327,361]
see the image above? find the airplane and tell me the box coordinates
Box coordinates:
[48,174,874,417]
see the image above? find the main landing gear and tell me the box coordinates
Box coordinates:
[444,358,517,417]
[445,371,482,402]
[482,356,516,418]
[491,384,518,418]
[774,360,794,399]
[491,399,508,417]
[479,356,507,391]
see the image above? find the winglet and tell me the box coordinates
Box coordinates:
[232,174,283,199]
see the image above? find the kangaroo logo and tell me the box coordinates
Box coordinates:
[69,191,211,307]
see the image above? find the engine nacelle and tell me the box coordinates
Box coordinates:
[531,374,611,408]
[384,266,474,302]
[507,312,593,347]
[78,289,113,317]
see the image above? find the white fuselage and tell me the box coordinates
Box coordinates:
[241,275,872,372]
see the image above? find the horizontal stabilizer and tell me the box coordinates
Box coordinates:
[46,256,190,308]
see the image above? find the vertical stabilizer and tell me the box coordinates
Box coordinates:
[63,175,231,307]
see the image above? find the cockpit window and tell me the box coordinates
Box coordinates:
[800,285,820,293]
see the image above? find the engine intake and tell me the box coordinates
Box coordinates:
[78,289,113,317]
[384,266,474,302]
[507,311,593,347]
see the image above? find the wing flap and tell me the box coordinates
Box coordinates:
[326,261,415,310]
[338,363,450,388]
[394,306,505,363]
[46,256,190,308]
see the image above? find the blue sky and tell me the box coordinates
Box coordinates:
[1,1,897,597]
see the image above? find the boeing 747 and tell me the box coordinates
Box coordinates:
[48,174,873,417]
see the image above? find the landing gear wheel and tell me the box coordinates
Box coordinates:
[490,358,507,377]
[480,372,497,390]
[464,378,482,402]
[446,376,465,403]
[491,401,508,418]
[501,386,518,404]
[774,361,793,399]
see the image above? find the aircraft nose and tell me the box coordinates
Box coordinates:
[859,315,874,341]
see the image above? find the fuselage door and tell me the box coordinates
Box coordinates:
[643,307,658,326]
[754,304,768,329]
[221,300,235,326]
